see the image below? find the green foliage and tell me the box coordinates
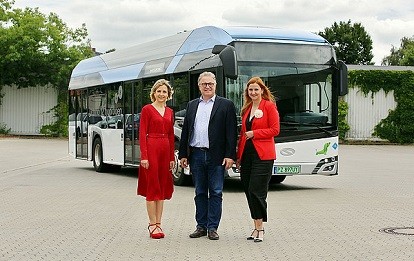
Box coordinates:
[1,0,94,136]
[40,100,69,137]
[349,70,414,144]
[0,122,11,134]
[382,36,414,66]
[319,20,374,65]
[0,1,93,88]
[338,98,350,141]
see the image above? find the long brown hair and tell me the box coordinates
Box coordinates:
[240,77,275,116]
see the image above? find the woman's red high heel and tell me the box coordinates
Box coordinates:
[156,223,165,238]
[148,224,162,239]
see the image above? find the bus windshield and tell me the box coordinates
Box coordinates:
[226,63,335,142]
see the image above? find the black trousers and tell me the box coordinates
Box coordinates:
[240,149,273,222]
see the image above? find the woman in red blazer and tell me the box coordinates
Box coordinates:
[236,77,280,243]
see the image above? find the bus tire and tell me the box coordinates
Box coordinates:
[269,175,286,184]
[172,141,192,186]
[92,137,109,172]
[173,167,192,186]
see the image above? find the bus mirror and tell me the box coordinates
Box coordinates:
[212,45,226,54]
[338,60,348,96]
[212,45,238,80]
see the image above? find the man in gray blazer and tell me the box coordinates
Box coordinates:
[179,71,237,240]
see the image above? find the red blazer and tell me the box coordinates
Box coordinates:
[237,99,280,161]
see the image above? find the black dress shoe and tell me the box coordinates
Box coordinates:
[208,230,219,240]
[189,227,207,238]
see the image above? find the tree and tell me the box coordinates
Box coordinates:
[0,0,93,88]
[319,20,374,65]
[382,36,414,66]
[0,0,94,135]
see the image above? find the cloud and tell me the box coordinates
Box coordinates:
[12,0,414,64]
[60,0,190,52]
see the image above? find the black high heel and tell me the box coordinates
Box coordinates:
[254,229,264,242]
[247,229,258,240]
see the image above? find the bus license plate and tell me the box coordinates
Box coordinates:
[274,165,300,174]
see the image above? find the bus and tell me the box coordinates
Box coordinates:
[68,25,348,186]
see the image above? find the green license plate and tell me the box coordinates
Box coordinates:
[274,165,301,174]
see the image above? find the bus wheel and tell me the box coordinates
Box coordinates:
[93,137,108,172]
[173,166,192,186]
[172,144,192,186]
[269,175,286,184]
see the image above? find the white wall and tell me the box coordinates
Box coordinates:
[344,88,397,141]
[345,65,414,141]
[0,85,58,135]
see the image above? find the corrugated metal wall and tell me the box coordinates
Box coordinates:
[345,65,414,141]
[344,88,397,140]
[0,85,58,135]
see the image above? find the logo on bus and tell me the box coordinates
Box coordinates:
[280,148,295,156]
[115,85,123,103]
[316,142,330,155]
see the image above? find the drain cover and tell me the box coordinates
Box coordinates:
[379,227,414,235]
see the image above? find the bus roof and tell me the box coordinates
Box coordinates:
[69,25,328,90]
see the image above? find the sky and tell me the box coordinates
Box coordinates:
[13,0,414,65]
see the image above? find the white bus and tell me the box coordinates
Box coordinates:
[68,25,348,185]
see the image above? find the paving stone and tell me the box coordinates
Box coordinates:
[0,138,413,260]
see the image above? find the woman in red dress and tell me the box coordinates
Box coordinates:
[137,79,175,239]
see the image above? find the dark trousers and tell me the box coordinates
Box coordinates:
[240,149,273,222]
[190,148,225,231]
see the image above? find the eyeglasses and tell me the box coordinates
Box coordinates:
[199,82,215,87]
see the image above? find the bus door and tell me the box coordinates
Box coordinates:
[68,91,76,156]
[124,81,141,165]
[100,84,124,165]
[74,90,88,159]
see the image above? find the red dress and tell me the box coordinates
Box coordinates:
[137,104,174,201]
